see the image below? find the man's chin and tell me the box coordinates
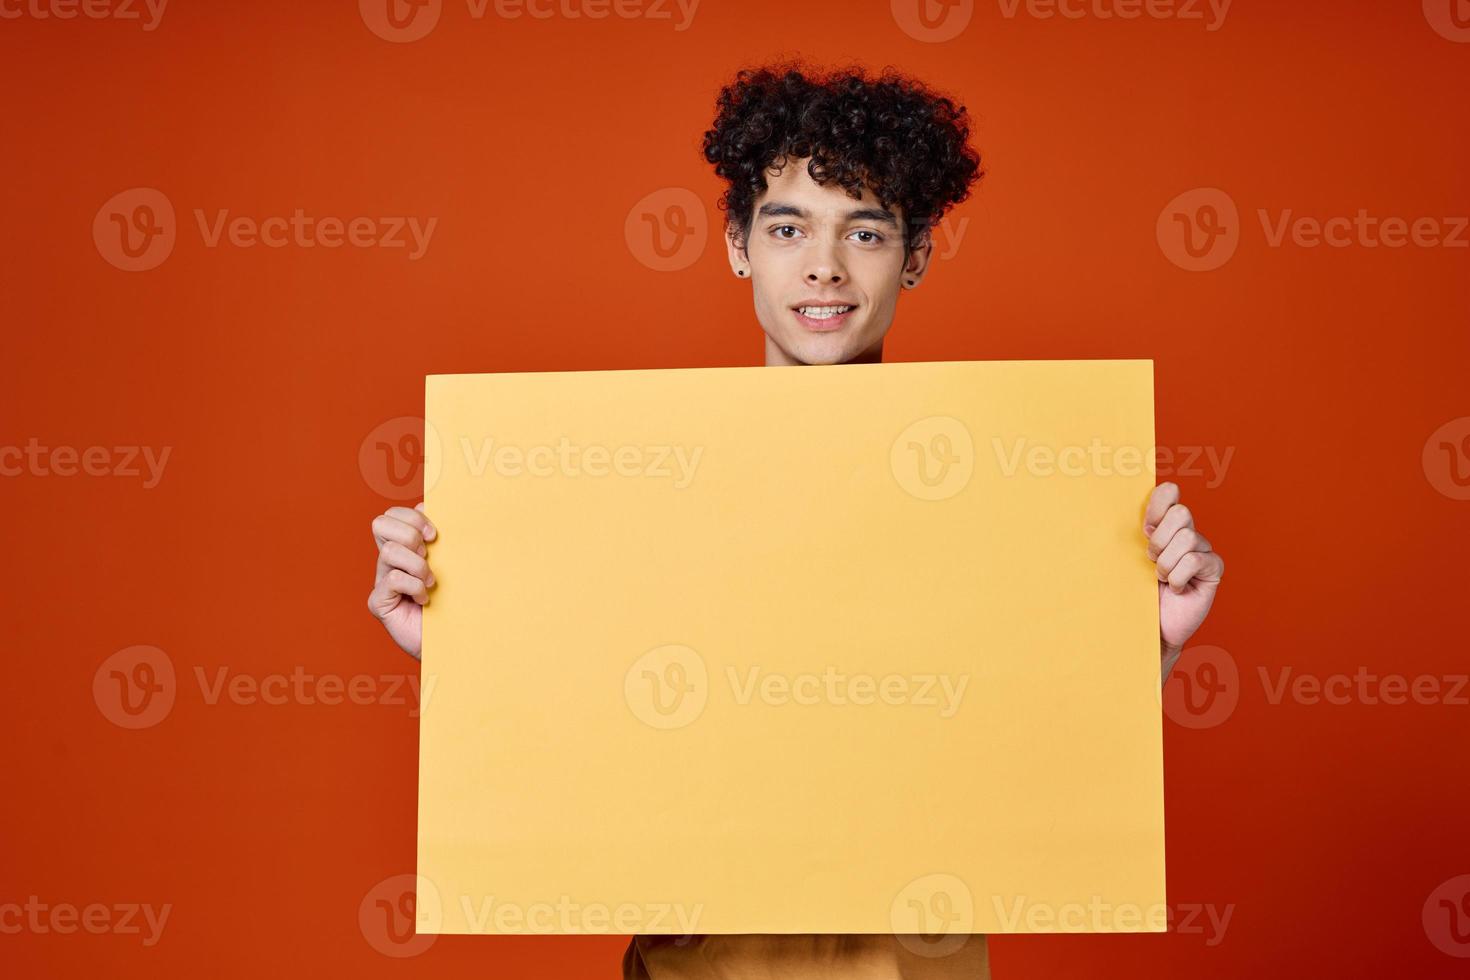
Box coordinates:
[793,348,850,366]
[777,332,873,366]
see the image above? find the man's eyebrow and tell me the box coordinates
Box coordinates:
[844,207,900,227]
[756,202,900,228]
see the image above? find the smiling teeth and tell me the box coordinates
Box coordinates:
[797,306,853,318]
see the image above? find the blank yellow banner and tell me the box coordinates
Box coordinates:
[417,359,1165,936]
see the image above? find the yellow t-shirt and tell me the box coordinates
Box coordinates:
[622,934,990,979]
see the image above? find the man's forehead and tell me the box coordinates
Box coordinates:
[757,159,900,224]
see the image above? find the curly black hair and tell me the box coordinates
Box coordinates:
[702,61,983,255]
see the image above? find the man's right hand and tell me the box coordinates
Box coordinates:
[368,502,437,659]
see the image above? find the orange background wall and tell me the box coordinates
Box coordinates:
[3,0,1468,976]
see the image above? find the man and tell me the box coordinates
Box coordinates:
[367,62,1224,979]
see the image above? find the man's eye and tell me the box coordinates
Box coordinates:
[851,230,883,245]
[772,225,801,240]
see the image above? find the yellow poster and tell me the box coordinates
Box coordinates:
[418,360,1164,936]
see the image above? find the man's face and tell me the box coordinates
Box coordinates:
[727,156,933,366]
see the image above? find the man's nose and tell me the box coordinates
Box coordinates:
[804,241,846,285]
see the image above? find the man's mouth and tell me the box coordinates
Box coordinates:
[792,304,857,331]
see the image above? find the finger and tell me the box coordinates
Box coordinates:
[1155,528,1211,581]
[1147,502,1193,558]
[371,513,425,555]
[1143,482,1180,535]
[414,502,437,541]
[388,504,435,541]
[380,505,436,544]
[377,541,434,586]
[1166,550,1225,593]
[367,574,421,618]
[372,568,430,609]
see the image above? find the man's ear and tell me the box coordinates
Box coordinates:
[901,229,935,289]
[725,224,750,278]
